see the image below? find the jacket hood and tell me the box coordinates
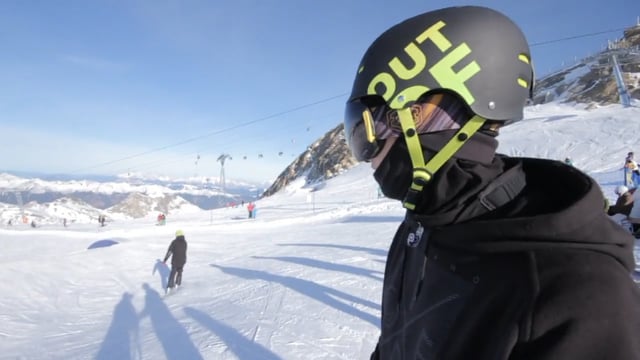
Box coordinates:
[432,158,635,270]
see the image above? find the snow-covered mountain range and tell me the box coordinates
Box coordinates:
[0,173,263,226]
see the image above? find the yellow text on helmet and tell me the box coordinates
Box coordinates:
[367,20,481,108]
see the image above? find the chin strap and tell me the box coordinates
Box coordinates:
[396,107,486,210]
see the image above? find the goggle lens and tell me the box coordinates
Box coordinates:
[344,98,390,161]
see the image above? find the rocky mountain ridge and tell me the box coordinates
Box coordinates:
[533,23,640,105]
[261,125,357,197]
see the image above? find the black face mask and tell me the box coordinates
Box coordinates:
[373,139,414,201]
[373,131,502,215]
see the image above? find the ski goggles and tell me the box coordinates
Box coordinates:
[343,97,401,162]
[345,93,475,162]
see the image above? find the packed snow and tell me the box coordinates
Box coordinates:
[1,102,640,360]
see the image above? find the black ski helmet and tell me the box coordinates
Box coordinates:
[347,6,534,122]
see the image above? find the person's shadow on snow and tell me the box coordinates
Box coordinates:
[210,264,379,327]
[184,307,282,360]
[152,259,170,289]
[139,283,202,360]
[95,292,141,360]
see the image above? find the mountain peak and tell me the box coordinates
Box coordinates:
[261,124,357,197]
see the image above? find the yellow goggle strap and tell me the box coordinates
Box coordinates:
[396,108,486,210]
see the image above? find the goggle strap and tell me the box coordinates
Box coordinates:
[397,108,428,210]
[398,111,486,210]
[397,108,427,171]
[425,114,485,175]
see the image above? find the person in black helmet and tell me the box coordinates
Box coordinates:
[343,6,640,360]
[163,229,187,292]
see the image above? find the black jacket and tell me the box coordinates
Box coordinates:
[372,157,640,359]
[164,235,187,266]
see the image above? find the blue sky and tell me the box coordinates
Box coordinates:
[1,0,638,183]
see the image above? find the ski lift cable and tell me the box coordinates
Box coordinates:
[530,27,628,47]
[169,108,341,154]
[87,103,344,175]
[110,109,339,175]
[112,135,309,176]
[69,93,348,174]
[112,127,312,174]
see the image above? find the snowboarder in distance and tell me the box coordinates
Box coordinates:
[163,229,187,293]
[564,157,573,166]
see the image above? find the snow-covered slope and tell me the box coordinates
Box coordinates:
[500,102,640,173]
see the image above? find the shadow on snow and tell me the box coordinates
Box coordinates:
[252,255,383,281]
[210,264,380,328]
[184,307,282,360]
[96,284,282,360]
[87,239,119,250]
[339,215,404,224]
[138,283,203,360]
[95,292,141,360]
[277,243,388,258]
[152,259,171,289]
